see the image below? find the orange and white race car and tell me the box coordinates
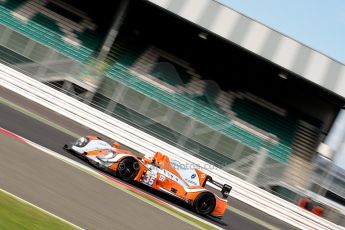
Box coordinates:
[64,136,232,217]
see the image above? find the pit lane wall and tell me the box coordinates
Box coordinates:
[0,63,343,230]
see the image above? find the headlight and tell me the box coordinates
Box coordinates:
[75,137,89,147]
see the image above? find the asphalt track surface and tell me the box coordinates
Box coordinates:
[0,86,298,230]
[0,132,199,230]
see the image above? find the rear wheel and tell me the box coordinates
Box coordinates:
[117,157,139,181]
[194,192,216,215]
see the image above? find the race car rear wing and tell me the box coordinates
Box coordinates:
[207,177,232,199]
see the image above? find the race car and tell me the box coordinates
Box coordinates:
[64,136,232,217]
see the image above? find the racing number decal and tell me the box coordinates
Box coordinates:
[143,172,157,186]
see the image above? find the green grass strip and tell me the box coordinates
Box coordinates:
[0,190,76,230]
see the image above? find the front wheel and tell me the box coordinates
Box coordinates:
[117,157,139,181]
[194,192,216,215]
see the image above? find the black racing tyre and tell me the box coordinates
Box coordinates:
[194,192,216,215]
[117,157,139,181]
